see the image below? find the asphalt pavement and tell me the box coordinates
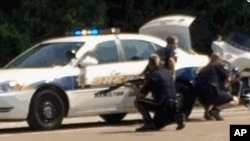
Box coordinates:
[0,106,249,141]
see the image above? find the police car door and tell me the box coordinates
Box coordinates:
[75,38,126,113]
[116,38,158,109]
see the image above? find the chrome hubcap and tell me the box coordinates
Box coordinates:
[43,102,53,119]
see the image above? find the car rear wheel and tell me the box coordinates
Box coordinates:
[245,101,250,110]
[27,90,65,130]
[176,83,196,119]
[100,113,127,124]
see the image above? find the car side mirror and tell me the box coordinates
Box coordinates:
[78,56,98,67]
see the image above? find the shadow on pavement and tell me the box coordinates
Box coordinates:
[0,119,143,134]
[0,118,211,134]
[186,118,206,122]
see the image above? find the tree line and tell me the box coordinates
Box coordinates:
[0,0,250,67]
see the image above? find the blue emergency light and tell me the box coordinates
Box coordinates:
[73,29,82,36]
[90,28,99,35]
[73,28,99,36]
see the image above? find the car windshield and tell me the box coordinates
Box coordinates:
[226,32,250,52]
[4,42,84,68]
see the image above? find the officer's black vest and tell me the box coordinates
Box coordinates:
[155,47,175,69]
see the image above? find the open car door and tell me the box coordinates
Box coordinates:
[139,14,195,54]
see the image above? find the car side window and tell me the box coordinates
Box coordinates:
[153,43,165,51]
[121,40,155,61]
[93,41,118,64]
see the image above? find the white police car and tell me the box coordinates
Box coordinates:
[0,16,209,130]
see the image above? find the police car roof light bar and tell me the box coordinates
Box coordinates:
[71,27,120,36]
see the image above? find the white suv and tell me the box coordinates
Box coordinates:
[0,16,209,130]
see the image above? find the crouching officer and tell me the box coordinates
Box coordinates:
[195,52,239,121]
[134,53,185,132]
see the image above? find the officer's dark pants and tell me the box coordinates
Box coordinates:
[134,98,176,130]
[196,84,234,107]
[174,94,186,124]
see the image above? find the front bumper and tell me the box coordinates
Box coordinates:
[0,90,35,120]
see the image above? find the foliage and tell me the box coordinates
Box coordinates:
[0,0,107,66]
[107,0,250,54]
[0,0,250,66]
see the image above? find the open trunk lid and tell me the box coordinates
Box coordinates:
[139,15,195,54]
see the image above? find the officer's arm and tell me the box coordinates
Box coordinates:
[168,57,176,78]
[217,64,231,82]
[123,83,146,98]
[139,77,152,98]
[139,86,149,98]
[140,65,149,77]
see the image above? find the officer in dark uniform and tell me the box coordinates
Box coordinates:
[155,36,178,79]
[134,54,185,132]
[156,36,185,127]
[141,36,178,79]
[195,52,239,121]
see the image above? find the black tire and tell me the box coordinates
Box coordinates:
[243,100,250,110]
[100,113,127,124]
[242,87,250,110]
[176,83,196,119]
[27,90,65,130]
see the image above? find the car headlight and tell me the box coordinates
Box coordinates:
[0,81,24,93]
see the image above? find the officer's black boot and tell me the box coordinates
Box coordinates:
[175,114,185,130]
[134,100,156,132]
[209,106,223,121]
[203,104,214,120]
[153,111,174,131]
[135,123,156,132]
[135,114,156,132]
[176,123,185,130]
[204,110,213,120]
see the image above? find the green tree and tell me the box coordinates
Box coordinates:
[0,10,30,66]
[1,0,250,66]
[19,0,108,42]
[0,0,108,66]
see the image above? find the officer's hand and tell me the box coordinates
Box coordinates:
[227,76,236,82]
[134,75,145,80]
[137,93,146,99]
[172,75,176,81]
[124,83,136,89]
[124,83,141,94]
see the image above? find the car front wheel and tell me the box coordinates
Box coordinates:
[27,90,65,130]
